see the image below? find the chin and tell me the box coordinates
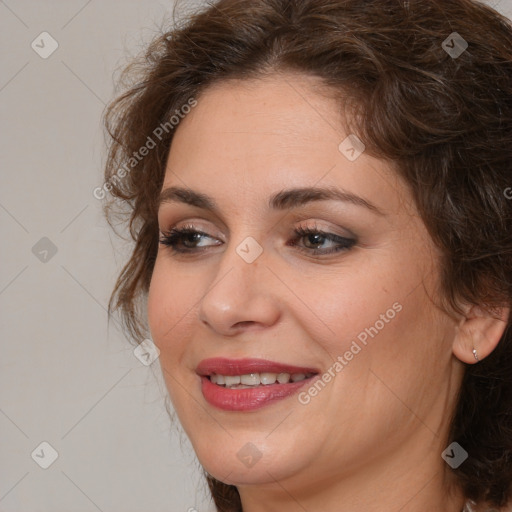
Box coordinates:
[202,458,288,487]
[192,434,310,487]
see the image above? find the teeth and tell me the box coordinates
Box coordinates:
[260,372,278,385]
[240,373,259,385]
[224,375,241,386]
[209,372,314,388]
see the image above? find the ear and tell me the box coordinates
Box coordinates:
[452,304,510,364]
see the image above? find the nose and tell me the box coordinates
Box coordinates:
[198,241,281,336]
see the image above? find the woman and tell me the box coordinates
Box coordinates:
[101,0,512,510]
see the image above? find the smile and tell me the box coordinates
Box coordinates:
[196,358,319,411]
[209,372,316,388]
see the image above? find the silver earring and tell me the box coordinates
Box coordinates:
[472,348,479,362]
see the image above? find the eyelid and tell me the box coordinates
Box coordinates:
[161,215,353,234]
[158,208,229,235]
[294,220,355,240]
[164,220,224,241]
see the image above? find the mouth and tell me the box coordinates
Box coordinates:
[196,358,320,411]
[208,371,317,389]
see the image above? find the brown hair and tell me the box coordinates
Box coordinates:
[101,0,512,510]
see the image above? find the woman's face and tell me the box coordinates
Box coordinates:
[147,74,463,500]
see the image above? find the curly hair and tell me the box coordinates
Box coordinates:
[101,0,512,510]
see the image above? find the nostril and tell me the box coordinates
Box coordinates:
[235,321,255,328]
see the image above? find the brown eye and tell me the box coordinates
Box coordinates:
[292,227,356,255]
[159,227,221,253]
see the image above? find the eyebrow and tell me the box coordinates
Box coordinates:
[158,185,385,215]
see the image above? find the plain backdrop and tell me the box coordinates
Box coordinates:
[1,1,511,511]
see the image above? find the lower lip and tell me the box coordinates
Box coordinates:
[200,375,316,411]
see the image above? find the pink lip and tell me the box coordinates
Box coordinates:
[196,357,319,376]
[196,358,319,412]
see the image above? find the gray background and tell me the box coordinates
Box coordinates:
[1,1,511,511]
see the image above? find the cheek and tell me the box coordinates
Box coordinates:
[286,262,403,350]
[147,262,199,406]
[287,250,437,383]
[147,265,170,345]
[147,260,198,351]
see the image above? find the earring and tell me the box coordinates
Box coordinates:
[472,348,479,362]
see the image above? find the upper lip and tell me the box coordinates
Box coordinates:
[196,357,319,376]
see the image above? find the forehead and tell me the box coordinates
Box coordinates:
[171,74,342,155]
[164,73,412,218]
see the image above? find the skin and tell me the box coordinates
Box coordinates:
[147,73,508,512]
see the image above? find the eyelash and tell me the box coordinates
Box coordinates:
[158,223,356,256]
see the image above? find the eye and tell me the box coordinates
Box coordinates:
[158,223,356,256]
[290,225,356,255]
[159,224,221,253]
